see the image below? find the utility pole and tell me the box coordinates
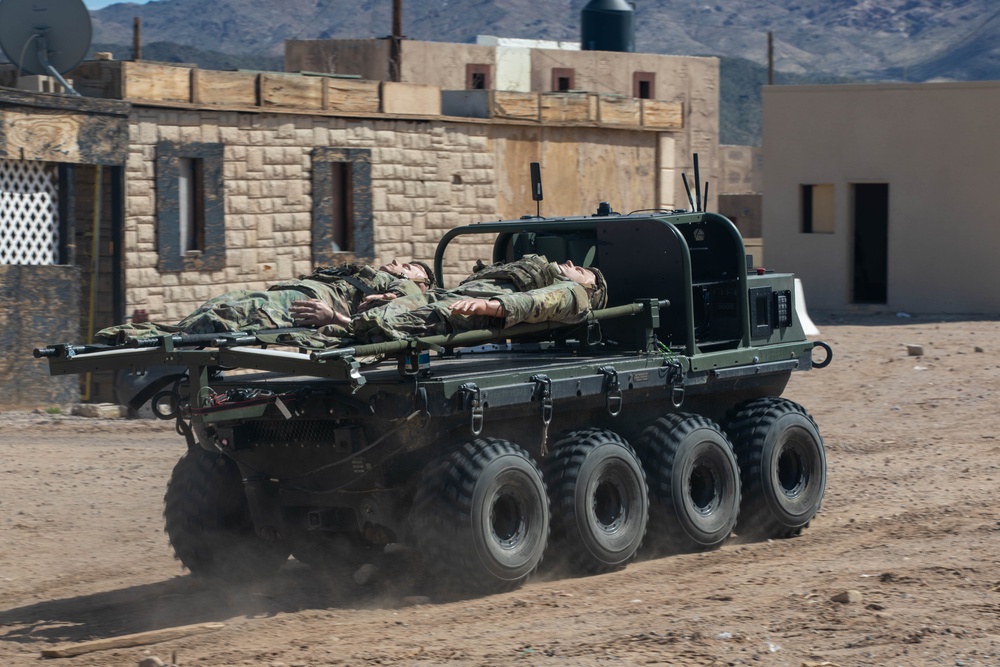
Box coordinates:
[389,0,402,82]
[133,17,142,61]
[767,31,773,85]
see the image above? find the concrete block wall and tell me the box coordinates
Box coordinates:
[124,109,498,321]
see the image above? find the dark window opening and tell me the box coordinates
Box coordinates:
[552,68,575,92]
[800,184,834,234]
[466,64,492,90]
[330,162,353,252]
[801,185,813,233]
[179,157,205,253]
[633,72,655,99]
[155,141,225,272]
[312,147,374,264]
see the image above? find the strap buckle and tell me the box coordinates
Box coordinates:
[460,383,484,436]
[599,366,623,417]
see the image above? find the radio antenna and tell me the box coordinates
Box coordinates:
[681,173,695,211]
[530,162,543,218]
[693,153,702,212]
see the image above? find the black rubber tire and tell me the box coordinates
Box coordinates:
[543,429,648,574]
[411,438,549,595]
[725,397,827,541]
[163,448,289,581]
[635,413,741,554]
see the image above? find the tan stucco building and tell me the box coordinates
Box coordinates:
[763,81,1000,314]
[286,37,721,200]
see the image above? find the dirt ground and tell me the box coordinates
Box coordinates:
[2,312,1000,667]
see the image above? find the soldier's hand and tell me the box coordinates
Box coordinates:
[290,299,337,326]
[358,292,397,312]
[449,298,504,318]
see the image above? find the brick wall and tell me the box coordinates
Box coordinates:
[124,109,499,320]
[0,265,82,409]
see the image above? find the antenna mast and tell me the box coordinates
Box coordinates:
[530,162,543,218]
[389,0,402,82]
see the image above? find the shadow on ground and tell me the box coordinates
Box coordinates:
[0,557,428,648]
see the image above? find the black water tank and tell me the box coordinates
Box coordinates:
[581,0,635,52]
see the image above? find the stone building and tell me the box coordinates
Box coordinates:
[0,44,718,406]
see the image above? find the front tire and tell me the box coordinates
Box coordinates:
[635,413,741,554]
[163,448,289,581]
[544,429,648,574]
[726,397,827,541]
[411,438,549,595]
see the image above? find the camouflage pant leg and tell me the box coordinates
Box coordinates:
[94,289,309,343]
[354,297,497,343]
[351,292,437,342]
[174,289,306,334]
[353,299,451,342]
[93,321,185,344]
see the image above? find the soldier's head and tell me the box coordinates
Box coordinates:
[410,260,437,290]
[380,259,436,292]
[557,261,608,310]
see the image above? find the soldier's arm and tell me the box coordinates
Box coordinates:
[491,282,590,329]
[449,298,505,318]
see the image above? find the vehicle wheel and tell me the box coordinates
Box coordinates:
[635,413,741,554]
[163,448,289,581]
[726,397,827,541]
[543,429,648,574]
[412,438,549,595]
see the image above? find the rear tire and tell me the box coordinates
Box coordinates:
[411,438,549,595]
[726,397,826,541]
[163,448,289,581]
[635,413,741,554]
[543,429,648,574]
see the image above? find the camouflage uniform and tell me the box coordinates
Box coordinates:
[353,255,593,342]
[94,264,423,344]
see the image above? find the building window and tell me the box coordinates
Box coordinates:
[329,161,353,252]
[312,147,374,264]
[633,72,655,99]
[155,141,225,272]
[0,158,60,265]
[801,184,834,234]
[552,68,575,92]
[178,157,205,253]
[466,64,492,90]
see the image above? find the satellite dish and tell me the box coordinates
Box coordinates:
[0,0,92,95]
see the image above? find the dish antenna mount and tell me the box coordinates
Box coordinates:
[0,0,92,96]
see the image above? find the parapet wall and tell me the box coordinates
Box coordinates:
[4,61,683,132]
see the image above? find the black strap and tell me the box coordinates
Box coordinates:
[337,273,378,296]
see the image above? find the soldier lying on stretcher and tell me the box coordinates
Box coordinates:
[93,259,436,344]
[95,254,606,348]
[343,254,607,345]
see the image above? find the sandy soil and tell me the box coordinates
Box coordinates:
[2,312,1000,667]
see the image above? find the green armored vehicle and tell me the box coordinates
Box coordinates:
[36,186,832,595]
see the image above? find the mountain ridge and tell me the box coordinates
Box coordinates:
[6,1,997,144]
[88,0,1000,81]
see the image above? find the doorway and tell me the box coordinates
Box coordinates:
[851,183,888,304]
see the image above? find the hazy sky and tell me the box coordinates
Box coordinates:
[84,0,153,9]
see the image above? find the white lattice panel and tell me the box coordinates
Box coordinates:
[0,159,59,265]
